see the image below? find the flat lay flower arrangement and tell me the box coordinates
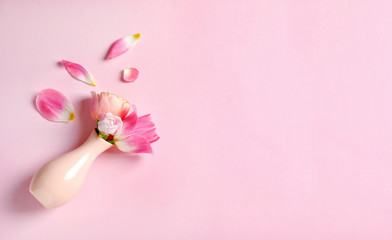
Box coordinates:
[29,33,160,209]
[35,33,159,154]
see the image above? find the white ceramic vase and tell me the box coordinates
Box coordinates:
[29,130,113,209]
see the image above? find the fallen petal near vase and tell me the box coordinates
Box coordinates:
[29,130,113,209]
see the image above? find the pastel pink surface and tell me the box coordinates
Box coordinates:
[1,1,392,240]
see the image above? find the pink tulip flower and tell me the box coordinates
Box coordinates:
[90,91,159,154]
[90,91,132,120]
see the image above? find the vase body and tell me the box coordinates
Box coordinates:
[29,130,112,209]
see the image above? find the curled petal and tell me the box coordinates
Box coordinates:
[36,89,75,122]
[122,68,139,82]
[105,33,141,60]
[115,135,153,154]
[61,60,96,86]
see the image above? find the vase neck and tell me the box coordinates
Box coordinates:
[81,130,114,157]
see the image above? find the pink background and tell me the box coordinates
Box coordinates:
[1,0,392,239]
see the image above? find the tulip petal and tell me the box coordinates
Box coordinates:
[115,135,153,154]
[132,114,160,143]
[115,107,138,137]
[90,91,99,120]
[90,91,132,120]
[114,111,157,154]
[61,60,96,86]
[122,68,139,82]
[105,33,141,60]
[36,89,75,122]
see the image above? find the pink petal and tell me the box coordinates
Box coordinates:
[102,93,131,119]
[115,106,138,137]
[36,89,75,122]
[96,92,111,118]
[122,68,139,82]
[90,91,132,120]
[61,60,96,86]
[115,135,153,154]
[132,114,160,143]
[105,33,141,60]
[90,91,99,120]
[114,111,157,154]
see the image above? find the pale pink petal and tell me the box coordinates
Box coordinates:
[122,68,139,82]
[105,94,129,119]
[115,135,153,154]
[96,92,111,118]
[105,33,141,60]
[36,89,75,122]
[61,60,96,86]
[90,91,133,120]
[90,91,99,120]
[119,102,132,119]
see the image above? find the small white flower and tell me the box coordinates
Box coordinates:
[98,113,123,135]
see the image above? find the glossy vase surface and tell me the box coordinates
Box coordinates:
[29,130,112,209]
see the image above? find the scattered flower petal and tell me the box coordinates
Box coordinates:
[36,89,75,122]
[105,33,141,60]
[122,68,139,82]
[61,60,96,86]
